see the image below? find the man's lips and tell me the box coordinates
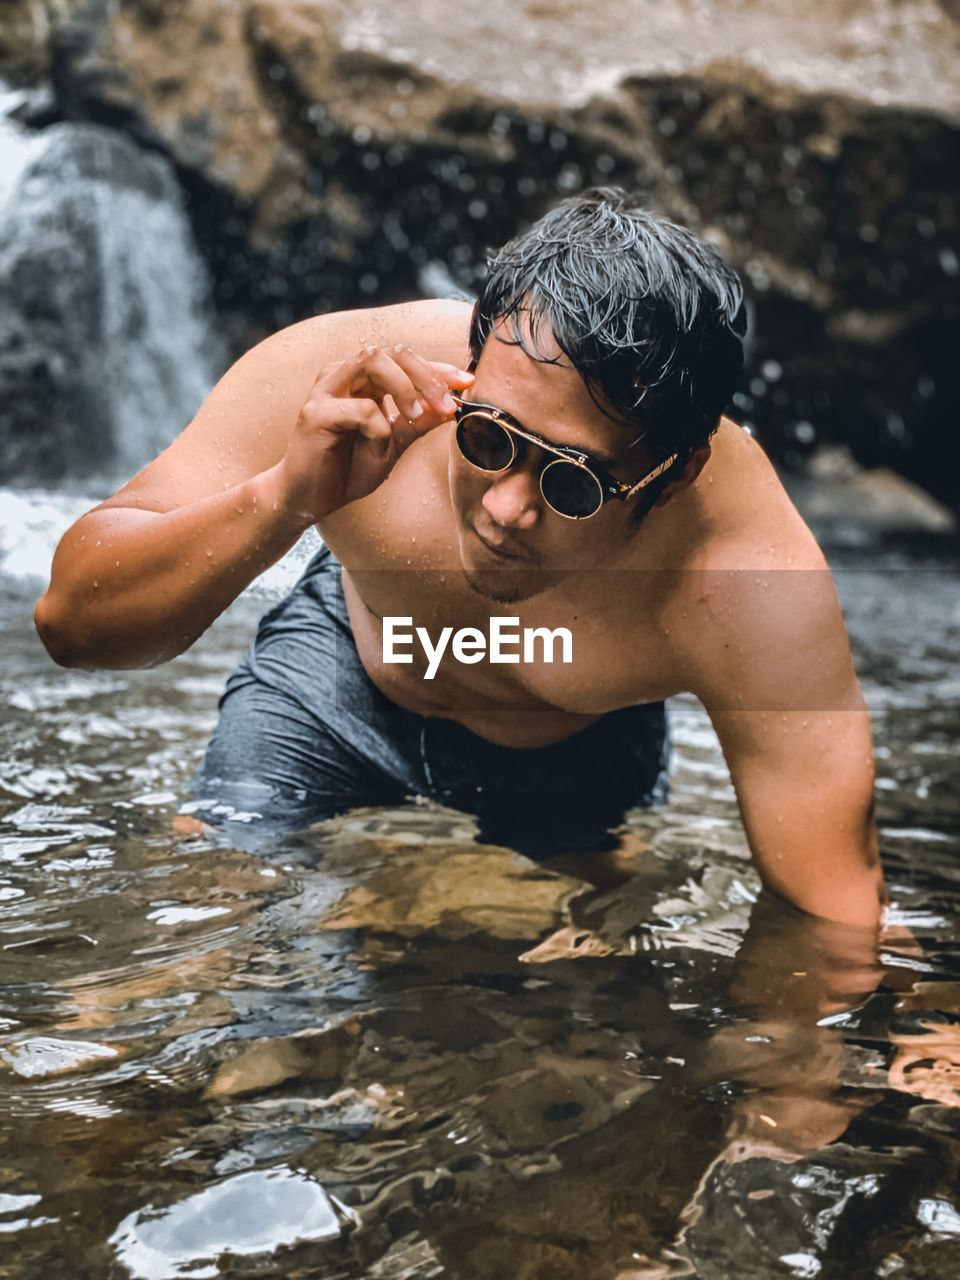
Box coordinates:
[469,523,534,563]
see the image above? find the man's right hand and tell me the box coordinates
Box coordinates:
[276,343,475,524]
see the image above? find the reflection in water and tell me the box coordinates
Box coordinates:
[110,1168,345,1279]
[1,532,959,1277]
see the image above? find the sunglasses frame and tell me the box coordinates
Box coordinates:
[452,396,679,520]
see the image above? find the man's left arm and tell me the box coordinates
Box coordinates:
[692,571,886,929]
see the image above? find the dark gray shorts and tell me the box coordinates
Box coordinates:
[188,547,669,851]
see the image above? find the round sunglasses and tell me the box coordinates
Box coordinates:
[453,396,679,520]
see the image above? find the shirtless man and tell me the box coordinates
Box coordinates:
[35,189,885,929]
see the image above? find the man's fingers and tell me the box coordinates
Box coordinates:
[431,360,477,388]
[312,347,420,419]
[381,394,400,426]
[309,349,413,419]
[297,396,392,447]
[354,345,428,419]
[331,397,392,442]
[283,344,473,521]
[312,345,467,420]
[388,343,466,415]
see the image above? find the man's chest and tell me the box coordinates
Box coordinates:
[342,559,685,717]
[320,437,692,715]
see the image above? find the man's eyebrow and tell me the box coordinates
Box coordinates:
[459,395,621,471]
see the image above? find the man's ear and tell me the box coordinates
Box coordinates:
[651,444,711,509]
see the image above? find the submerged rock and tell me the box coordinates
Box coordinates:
[314,841,582,941]
[5,1,959,506]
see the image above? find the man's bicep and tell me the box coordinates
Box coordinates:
[709,701,884,926]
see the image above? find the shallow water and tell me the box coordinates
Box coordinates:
[1,504,959,1279]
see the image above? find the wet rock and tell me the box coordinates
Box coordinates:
[207,1019,363,1097]
[109,1168,344,1273]
[366,1234,445,1279]
[0,0,75,82]
[0,1034,120,1078]
[4,0,959,506]
[314,839,582,942]
[680,1141,960,1280]
[787,445,958,547]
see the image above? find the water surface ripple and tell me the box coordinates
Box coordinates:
[1,535,959,1279]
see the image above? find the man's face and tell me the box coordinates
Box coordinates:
[447,320,656,603]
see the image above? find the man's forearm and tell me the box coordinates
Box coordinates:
[34,465,310,669]
[688,892,887,1159]
[727,891,884,1021]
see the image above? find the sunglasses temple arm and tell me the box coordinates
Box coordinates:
[623,453,680,497]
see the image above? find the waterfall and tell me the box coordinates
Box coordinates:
[0,83,233,591]
[0,87,314,601]
[0,84,227,486]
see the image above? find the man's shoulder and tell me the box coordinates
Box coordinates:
[676,547,849,711]
[222,299,474,408]
[269,297,474,364]
[696,419,829,572]
[654,425,849,705]
[628,421,827,581]
[133,298,473,515]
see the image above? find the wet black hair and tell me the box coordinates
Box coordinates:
[469,188,747,517]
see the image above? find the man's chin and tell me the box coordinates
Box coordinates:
[463,566,555,603]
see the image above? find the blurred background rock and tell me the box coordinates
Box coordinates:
[0,0,957,533]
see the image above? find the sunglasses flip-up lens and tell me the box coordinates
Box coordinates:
[456,410,605,519]
[540,459,604,519]
[456,414,514,471]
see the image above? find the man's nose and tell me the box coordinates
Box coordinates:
[481,464,541,529]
